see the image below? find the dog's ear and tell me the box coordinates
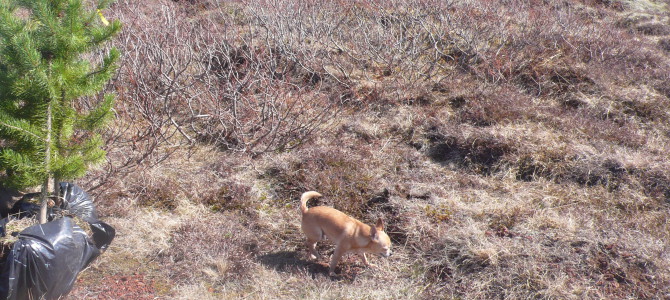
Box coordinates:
[370,222,378,239]
[375,218,384,231]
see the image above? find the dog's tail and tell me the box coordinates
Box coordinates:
[300,191,322,214]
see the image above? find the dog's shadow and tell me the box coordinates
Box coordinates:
[257,251,326,276]
[257,251,356,280]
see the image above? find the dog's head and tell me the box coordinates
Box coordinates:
[369,218,392,257]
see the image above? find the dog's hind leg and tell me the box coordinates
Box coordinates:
[306,237,321,260]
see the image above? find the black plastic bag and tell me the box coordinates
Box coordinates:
[0,183,115,300]
[57,182,98,224]
[56,182,115,251]
[0,218,97,299]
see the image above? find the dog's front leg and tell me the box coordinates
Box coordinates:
[360,253,370,266]
[329,245,347,276]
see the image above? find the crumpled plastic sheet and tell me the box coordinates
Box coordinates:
[58,182,99,224]
[0,182,115,300]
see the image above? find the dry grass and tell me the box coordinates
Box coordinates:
[0,217,37,248]
[66,0,670,299]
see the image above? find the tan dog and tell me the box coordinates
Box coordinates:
[300,191,392,275]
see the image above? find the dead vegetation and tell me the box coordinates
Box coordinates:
[68,0,670,299]
[0,217,37,253]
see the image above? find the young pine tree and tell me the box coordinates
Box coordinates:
[0,0,121,223]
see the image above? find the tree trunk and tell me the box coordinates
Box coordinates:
[53,177,60,202]
[39,100,53,224]
[39,178,51,224]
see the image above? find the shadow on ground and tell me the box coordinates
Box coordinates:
[258,251,328,276]
[257,251,364,281]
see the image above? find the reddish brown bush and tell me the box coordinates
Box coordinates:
[260,146,379,217]
[424,130,514,176]
[159,213,258,284]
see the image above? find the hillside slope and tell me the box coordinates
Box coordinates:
[70,0,669,299]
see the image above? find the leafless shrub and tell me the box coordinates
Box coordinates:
[98,0,340,167]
